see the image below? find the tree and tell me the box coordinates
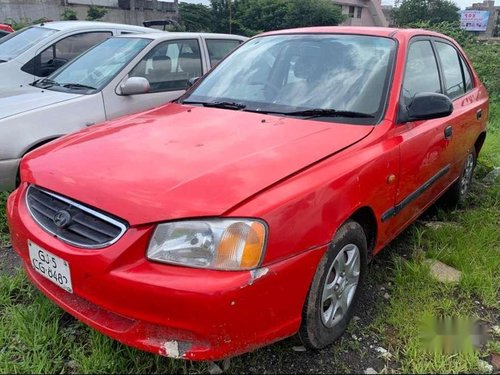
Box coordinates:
[86,5,108,21]
[210,0,345,36]
[392,0,460,27]
[61,8,78,21]
[179,3,213,32]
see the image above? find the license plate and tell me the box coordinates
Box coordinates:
[28,241,73,293]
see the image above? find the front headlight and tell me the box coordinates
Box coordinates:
[147,219,267,270]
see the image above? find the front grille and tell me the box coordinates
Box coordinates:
[26,185,127,249]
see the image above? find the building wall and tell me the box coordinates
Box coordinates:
[0,0,177,26]
[335,0,388,27]
[467,0,500,38]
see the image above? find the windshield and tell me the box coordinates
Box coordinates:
[182,34,396,124]
[0,26,57,62]
[36,37,151,93]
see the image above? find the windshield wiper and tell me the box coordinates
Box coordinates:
[255,108,374,119]
[182,100,246,110]
[62,83,96,90]
[34,78,60,88]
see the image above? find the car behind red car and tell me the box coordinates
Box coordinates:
[7,26,488,360]
[0,23,14,38]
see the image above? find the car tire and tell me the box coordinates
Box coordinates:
[299,220,367,349]
[442,148,477,208]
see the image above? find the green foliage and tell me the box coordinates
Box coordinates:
[61,8,78,21]
[208,0,344,36]
[179,3,213,32]
[465,43,500,101]
[4,17,50,30]
[0,193,9,247]
[392,0,460,27]
[86,5,107,21]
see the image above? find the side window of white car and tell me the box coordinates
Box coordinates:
[22,31,112,77]
[129,39,202,93]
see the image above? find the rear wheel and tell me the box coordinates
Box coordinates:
[442,149,476,208]
[299,220,367,349]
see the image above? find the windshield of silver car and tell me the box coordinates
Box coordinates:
[181,34,396,125]
[34,37,151,92]
[0,26,57,62]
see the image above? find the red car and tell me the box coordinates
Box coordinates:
[7,27,488,360]
[0,23,14,38]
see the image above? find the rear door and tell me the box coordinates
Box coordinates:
[432,38,486,178]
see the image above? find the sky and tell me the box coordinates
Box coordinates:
[177,0,499,10]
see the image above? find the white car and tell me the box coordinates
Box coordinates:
[0,32,247,190]
[0,21,152,87]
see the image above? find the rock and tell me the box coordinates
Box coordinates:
[353,315,361,322]
[383,292,390,300]
[375,346,392,360]
[491,353,500,371]
[425,259,462,283]
[208,362,223,375]
[478,359,493,374]
[423,221,445,229]
[483,167,500,183]
[222,358,231,371]
[364,368,377,374]
[292,345,307,352]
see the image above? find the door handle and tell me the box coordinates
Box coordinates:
[476,109,482,120]
[444,126,453,140]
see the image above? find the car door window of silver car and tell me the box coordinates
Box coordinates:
[205,39,242,66]
[129,39,202,93]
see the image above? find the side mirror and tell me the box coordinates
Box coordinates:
[400,92,453,123]
[187,77,200,88]
[120,77,150,96]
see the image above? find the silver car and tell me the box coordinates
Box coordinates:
[0,21,153,88]
[0,32,247,191]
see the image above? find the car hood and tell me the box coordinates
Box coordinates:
[0,86,81,120]
[23,103,374,226]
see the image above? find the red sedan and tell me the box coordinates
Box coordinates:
[7,27,488,360]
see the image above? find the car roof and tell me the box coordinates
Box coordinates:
[33,20,153,33]
[259,26,447,39]
[117,32,249,41]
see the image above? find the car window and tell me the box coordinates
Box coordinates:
[39,37,151,92]
[0,31,9,39]
[183,34,396,125]
[31,32,112,77]
[130,39,202,93]
[402,40,441,104]
[206,39,241,66]
[459,54,474,92]
[435,41,466,100]
[0,26,57,61]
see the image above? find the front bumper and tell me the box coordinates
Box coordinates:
[7,185,326,360]
[0,158,20,191]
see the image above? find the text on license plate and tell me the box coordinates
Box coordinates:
[28,241,73,293]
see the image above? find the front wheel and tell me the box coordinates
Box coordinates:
[299,220,367,349]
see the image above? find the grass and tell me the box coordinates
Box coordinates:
[372,102,500,373]
[0,192,9,247]
[0,104,498,373]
